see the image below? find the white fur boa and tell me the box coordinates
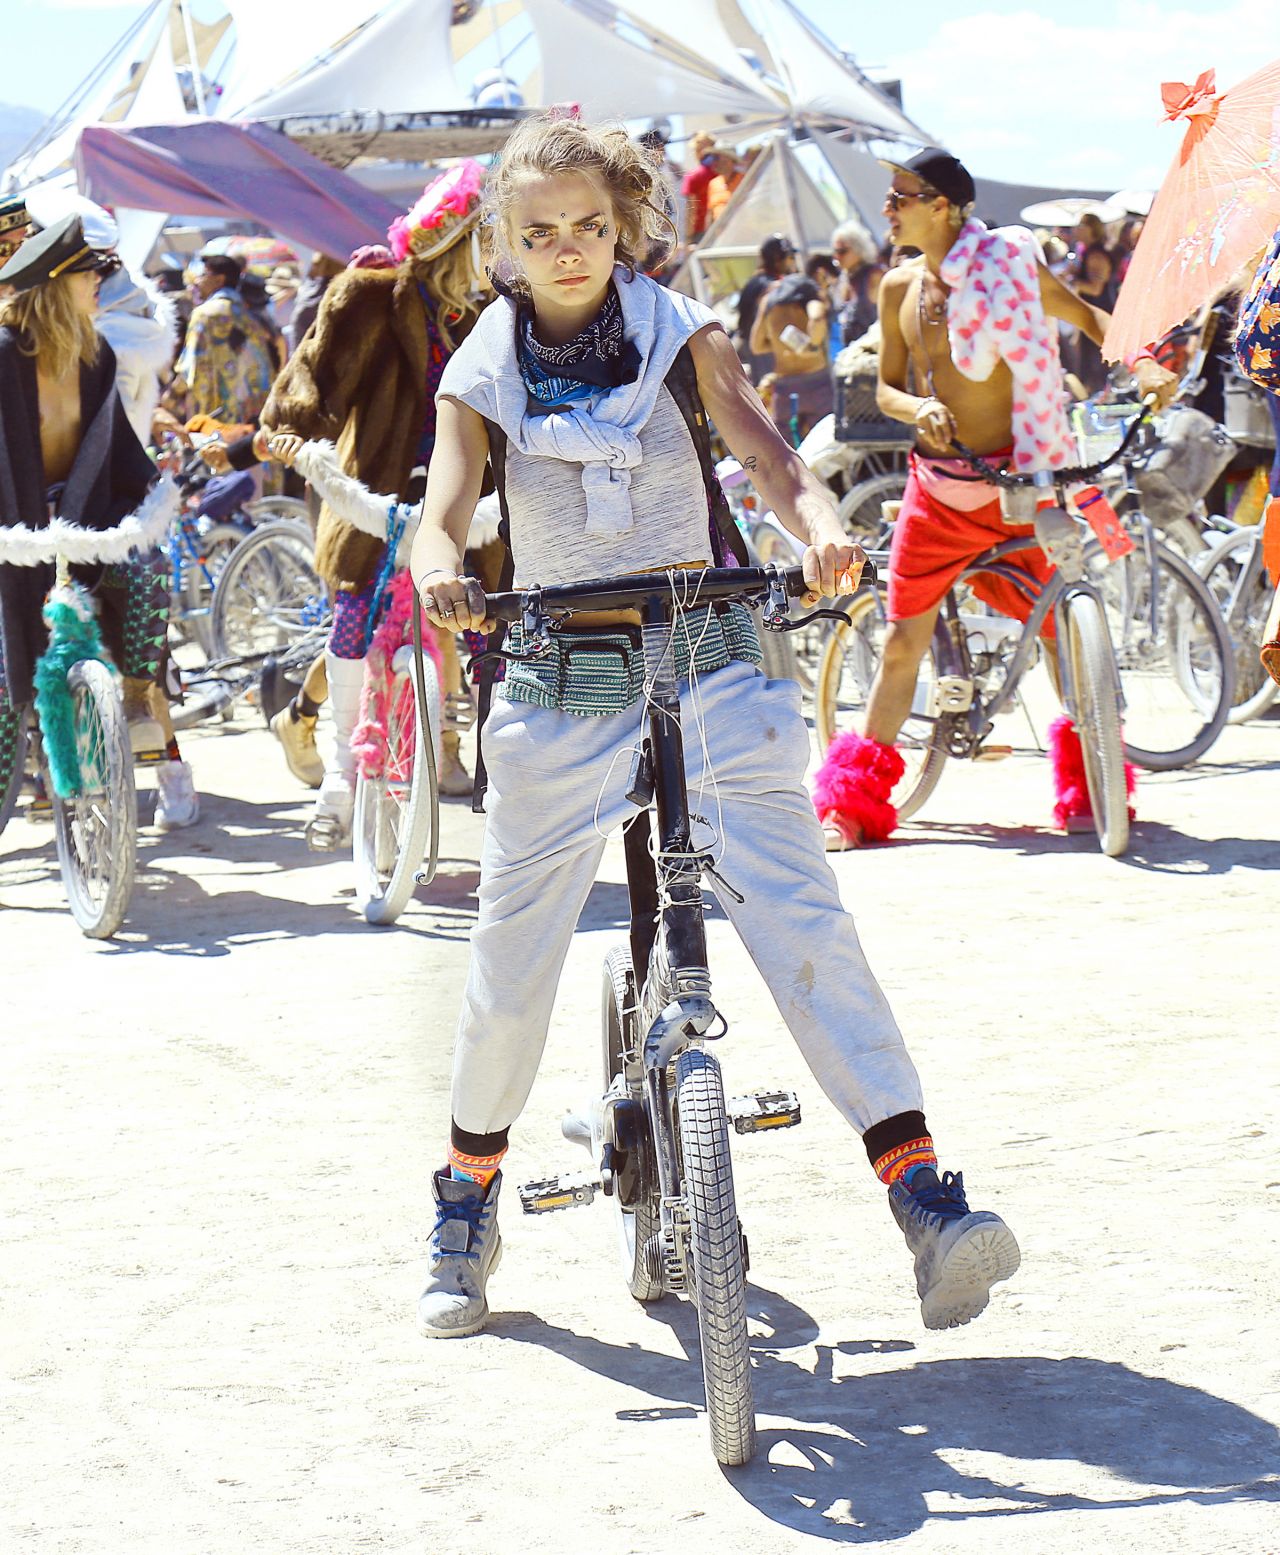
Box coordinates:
[0,475,177,567]
[292,439,500,561]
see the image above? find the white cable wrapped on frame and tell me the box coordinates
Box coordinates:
[0,475,177,566]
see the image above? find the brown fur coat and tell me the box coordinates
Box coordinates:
[262,264,462,592]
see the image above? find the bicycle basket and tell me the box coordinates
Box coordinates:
[834,376,913,444]
[1132,406,1235,526]
[1070,401,1138,465]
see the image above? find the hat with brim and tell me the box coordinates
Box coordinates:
[0,213,120,294]
[0,193,30,263]
[879,148,976,210]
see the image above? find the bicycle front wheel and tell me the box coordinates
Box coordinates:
[1197,526,1279,724]
[52,660,137,937]
[1098,538,1234,769]
[353,656,440,926]
[813,586,948,821]
[1062,592,1129,857]
[675,1047,755,1467]
[211,521,329,660]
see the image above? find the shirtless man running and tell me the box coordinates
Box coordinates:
[812,148,1175,849]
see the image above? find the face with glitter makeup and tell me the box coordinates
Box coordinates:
[508,170,617,334]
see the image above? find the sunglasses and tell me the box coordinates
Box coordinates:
[884,188,936,211]
[88,251,123,279]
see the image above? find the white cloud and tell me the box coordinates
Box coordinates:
[885,0,1280,188]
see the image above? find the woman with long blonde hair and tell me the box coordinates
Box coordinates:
[263,164,490,845]
[0,214,198,828]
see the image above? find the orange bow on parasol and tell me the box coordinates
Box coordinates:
[1103,59,1280,362]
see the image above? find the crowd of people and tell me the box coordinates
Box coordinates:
[1,110,1278,1353]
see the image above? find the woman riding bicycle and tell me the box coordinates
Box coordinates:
[0,214,197,828]
[264,165,494,847]
[408,115,1020,1340]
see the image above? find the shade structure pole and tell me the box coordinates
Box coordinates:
[778,116,809,261]
[179,0,206,115]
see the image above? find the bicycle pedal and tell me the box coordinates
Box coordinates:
[517,1171,601,1214]
[974,743,1013,763]
[133,749,167,767]
[728,1090,802,1135]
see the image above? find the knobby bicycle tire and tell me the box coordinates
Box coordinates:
[1062,593,1129,858]
[0,712,28,839]
[601,945,664,1303]
[354,657,440,926]
[1196,526,1279,724]
[52,660,137,937]
[814,588,949,821]
[675,1047,756,1467]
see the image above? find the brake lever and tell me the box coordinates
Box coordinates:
[770,605,854,631]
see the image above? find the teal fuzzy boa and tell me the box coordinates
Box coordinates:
[33,584,114,799]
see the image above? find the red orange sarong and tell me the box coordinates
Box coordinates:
[887,449,1056,633]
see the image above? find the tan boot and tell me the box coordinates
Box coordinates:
[437,729,472,798]
[121,676,165,762]
[271,702,324,788]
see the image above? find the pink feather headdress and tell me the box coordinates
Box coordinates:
[387,160,485,263]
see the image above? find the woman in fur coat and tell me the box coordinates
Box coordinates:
[263,165,488,846]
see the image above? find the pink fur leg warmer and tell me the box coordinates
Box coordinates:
[1048,714,1136,828]
[811,732,905,844]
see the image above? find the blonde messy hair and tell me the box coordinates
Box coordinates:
[482,114,677,287]
[0,274,99,380]
[405,235,484,351]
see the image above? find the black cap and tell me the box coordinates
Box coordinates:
[760,232,796,267]
[0,213,120,293]
[881,148,975,209]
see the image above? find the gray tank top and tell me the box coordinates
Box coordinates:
[505,387,711,586]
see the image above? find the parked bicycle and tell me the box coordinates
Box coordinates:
[155,439,311,657]
[499,562,851,1466]
[1196,519,1279,723]
[814,418,1159,856]
[0,481,175,936]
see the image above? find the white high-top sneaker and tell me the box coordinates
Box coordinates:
[417,1170,503,1339]
[154,760,200,830]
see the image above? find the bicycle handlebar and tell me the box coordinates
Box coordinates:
[0,477,177,568]
[483,561,876,623]
[950,394,1157,489]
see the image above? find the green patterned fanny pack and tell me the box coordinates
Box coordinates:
[500,600,762,716]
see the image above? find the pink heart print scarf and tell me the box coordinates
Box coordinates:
[939,218,1075,472]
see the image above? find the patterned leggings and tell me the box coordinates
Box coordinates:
[0,552,169,794]
[327,572,379,660]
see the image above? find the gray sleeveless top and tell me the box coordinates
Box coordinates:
[504,386,711,586]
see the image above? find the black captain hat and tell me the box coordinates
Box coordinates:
[0,192,31,263]
[0,213,121,294]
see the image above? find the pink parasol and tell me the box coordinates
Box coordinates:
[1103,62,1280,362]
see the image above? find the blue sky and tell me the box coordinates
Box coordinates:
[7,0,1279,188]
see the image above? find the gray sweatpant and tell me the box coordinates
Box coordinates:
[452,660,924,1137]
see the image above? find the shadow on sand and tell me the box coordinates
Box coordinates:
[489,1283,1280,1543]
